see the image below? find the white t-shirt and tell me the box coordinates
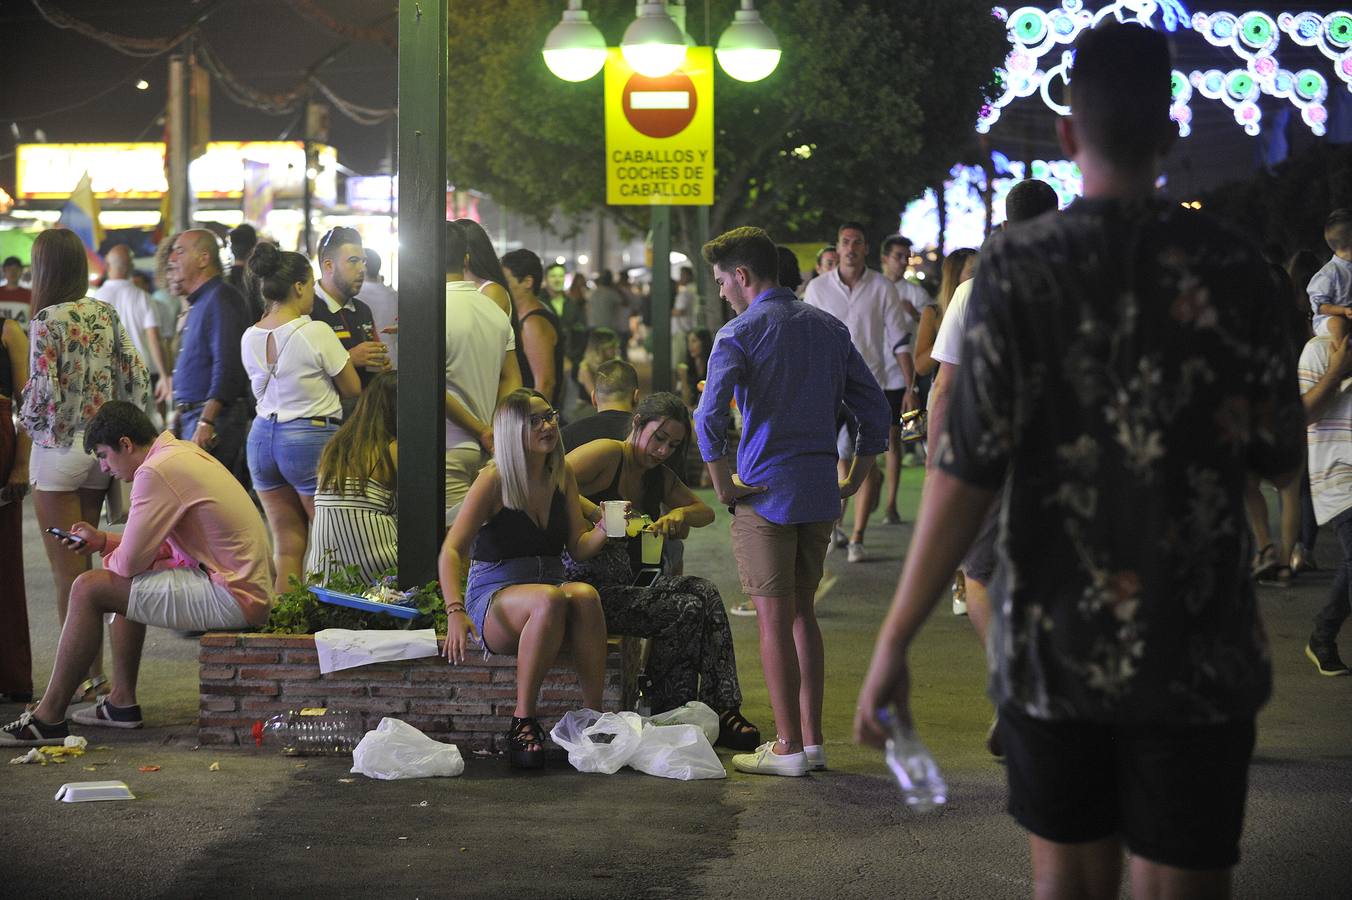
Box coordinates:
[930,279,975,367]
[1299,335,1352,524]
[881,275,929,388]
[241,316,349,421]
[803,268,907,390]
[446,280,515,452]
[95,279,161,374]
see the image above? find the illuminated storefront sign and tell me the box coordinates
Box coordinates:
[15,142,338,204]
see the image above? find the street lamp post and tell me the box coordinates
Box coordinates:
[543,0,779,391]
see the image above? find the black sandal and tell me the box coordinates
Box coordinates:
[716,707,761,751]
[507,716,546,769]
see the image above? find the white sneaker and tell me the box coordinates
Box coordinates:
[952,596,968,616]
[732,741,809,777]
[804,744,827,771]
[847,541,865,563]
[830,525,849,550]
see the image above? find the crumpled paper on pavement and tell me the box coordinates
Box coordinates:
[9,735,90,765]
[313,628,439,674]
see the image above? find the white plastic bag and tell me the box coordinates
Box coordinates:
[549,709,643,774]
[629,723,726,781]
[648,701,720,745]
[351,717,465,780]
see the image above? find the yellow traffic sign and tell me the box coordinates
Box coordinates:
[605,47,713,206]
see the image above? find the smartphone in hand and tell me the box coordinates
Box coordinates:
[44,527,87,548]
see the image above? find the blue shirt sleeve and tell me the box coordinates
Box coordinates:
[206,290,248,402]
[841,336,891,457]
[694,328,744,462]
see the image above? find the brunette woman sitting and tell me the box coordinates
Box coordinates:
[438,389,611,768]
[565,392,761,751]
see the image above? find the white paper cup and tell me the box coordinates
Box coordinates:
[601,501,628,538]
[641,530,664,565]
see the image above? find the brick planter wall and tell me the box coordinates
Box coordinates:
[198,633,626,751]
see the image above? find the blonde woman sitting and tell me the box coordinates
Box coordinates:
[438,389,611,768]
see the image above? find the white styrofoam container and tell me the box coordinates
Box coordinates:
[54,780,135,802]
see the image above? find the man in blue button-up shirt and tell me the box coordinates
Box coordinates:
[168,230,250,478]
[695,226,889,777]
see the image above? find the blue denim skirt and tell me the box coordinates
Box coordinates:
[465,556,566,654]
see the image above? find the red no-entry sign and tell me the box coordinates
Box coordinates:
[622,71,699,139]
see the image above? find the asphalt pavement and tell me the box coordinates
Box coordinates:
[2,472,1349,899]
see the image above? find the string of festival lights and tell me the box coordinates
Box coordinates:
[982,2,1352,138]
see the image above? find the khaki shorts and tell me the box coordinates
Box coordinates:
[730,505,834,600]
[445,446,487,512]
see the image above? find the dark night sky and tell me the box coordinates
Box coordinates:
[1,1,1349,207]
[0,0,399,193]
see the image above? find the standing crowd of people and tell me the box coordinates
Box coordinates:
[0,20,1346,898]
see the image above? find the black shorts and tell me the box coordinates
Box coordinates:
[883,389,905,425]
[961,506,999,584]
[1000,705,1256,870]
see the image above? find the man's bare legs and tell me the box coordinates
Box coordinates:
[1030,835,1121,900]
[752,593,804,753]
[792,585,824,747]
[966,575,992,647]
[1030,834,1232,900]
[882,422,903,522]
[32,569,135,725]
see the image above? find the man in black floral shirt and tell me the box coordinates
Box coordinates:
[857,23,1305,897]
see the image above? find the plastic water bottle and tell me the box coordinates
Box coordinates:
[252,708,364,756]
[878,706,947,813]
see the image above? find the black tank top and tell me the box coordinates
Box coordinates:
[471,488,570,561]
[517,305,566,408]
[588,454,668,568]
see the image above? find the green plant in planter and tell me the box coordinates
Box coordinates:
[260,566,447,635]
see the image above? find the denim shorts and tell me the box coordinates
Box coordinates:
[465,556,566,654]
[246,415,339,495]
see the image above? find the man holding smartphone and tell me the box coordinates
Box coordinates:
[1,401,272,745]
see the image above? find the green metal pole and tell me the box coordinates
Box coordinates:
[396,0,447,587]
[650,205,673,393]
[694,204,711,330]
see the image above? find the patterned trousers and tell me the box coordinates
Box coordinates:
[567,544,743,713]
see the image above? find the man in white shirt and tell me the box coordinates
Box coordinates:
[443,220,522,513]
[1298,331,1352,676]
[95,245,172,423]
[879,234,930,520]
[358,249,399,370]
[803,222,906,562]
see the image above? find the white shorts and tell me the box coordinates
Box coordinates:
[30,435,111,493]
[125,566,251,632]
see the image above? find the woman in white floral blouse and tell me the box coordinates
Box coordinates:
[19,229,149,702]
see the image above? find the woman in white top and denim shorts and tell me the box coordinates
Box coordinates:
[240,243,360,593]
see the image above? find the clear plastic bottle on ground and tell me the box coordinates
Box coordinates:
[878,706,947,812]
[252,708,364,756]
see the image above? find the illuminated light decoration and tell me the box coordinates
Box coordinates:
[900,154,1084,254]
[1171,69,1194,137]
[980,4,1344,139]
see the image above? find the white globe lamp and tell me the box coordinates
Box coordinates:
[716,1,781,83]
[543,1,608,82]
[621,2,688,78]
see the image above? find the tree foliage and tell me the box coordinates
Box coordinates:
[446,0,1005,248]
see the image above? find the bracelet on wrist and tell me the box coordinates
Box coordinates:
[197,420,215,429]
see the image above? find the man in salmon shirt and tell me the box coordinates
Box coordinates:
[1,401,273,746]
